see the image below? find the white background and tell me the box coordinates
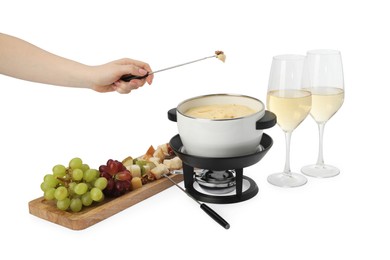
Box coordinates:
[1,0,389,259]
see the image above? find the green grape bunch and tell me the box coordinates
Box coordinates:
[40,157,107,212]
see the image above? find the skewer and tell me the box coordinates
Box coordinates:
[162,173,230,230]
[120,51,226,82]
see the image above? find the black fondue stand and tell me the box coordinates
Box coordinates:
[168,109,275,204]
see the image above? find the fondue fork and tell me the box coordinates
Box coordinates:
[162,173,230,230]
[120,51,225,82]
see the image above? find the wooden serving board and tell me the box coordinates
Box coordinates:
[29,174,183,230]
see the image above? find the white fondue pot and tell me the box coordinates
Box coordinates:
[168,94,276,158]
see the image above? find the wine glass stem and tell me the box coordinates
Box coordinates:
[283,131,293,176]
[316,122,326,166]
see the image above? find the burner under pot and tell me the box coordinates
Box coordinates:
[195,170,236,194]
[169,133,274,204]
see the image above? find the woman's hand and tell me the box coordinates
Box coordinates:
[90,58,154,94]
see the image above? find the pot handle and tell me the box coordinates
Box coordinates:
[168,108,177,122]
[256,111,277,130]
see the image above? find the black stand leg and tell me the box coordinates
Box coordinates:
[183,163,194,189]
[235,168,243,197]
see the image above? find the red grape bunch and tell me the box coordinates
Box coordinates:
[99,159,132,197]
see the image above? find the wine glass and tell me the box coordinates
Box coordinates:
[301,49,345,178]
[266,55,312,187]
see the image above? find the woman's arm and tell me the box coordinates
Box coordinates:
[0,33,153,93]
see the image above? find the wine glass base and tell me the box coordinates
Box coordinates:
[267,172,308,188]
[301,164,340,178]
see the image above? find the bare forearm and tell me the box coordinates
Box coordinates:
[0,33,92,88]
[0,33,154,94]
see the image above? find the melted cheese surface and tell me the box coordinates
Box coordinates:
[184,104,256,119]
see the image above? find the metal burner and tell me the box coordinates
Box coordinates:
[169,133,274,204]
[195,170,236,194]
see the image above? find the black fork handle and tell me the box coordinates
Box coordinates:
[120,74,149,82]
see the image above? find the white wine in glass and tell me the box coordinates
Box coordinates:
[301,50,345,178]
[267,55,311,188]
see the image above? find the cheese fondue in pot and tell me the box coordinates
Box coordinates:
[184,104,257,119]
